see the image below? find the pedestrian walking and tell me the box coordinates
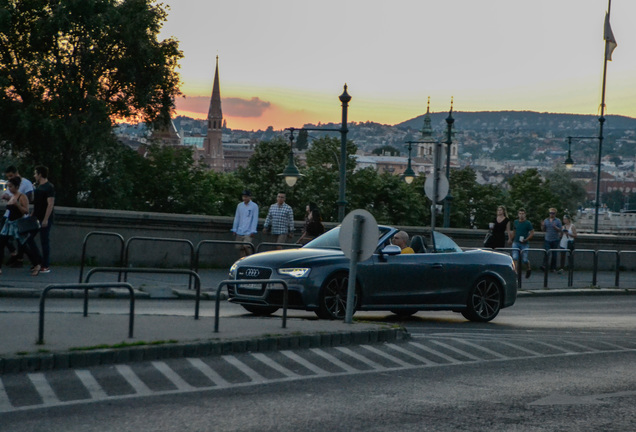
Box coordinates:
[510,208,535,278]
[231,189,259,257]
[263,192,294,250]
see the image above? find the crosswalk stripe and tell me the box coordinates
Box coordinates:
[115,365,152,395]
[335,347,387,369]
[187,358,230,388]
[596,340,628,350]
[451,339,509,359]
[429,340,482,361]
[0,378,13,412]
[310,348,359,373]
[360,345,413,367]
[408,341,463,364]
[280,350,330,375]
[75,370,108,399]
[533,340,573,354]
[558,340,599,352]
[250,353,300,378]
[152,362,195,391]
[222,355,267,383]
[385,343,439,365]
[497,340,542,356]
[28,373,60,405]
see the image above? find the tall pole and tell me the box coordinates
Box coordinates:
[443,98,454,228]
[338,85,351,222]
[596,0,612,234]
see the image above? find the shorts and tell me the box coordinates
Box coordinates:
[511,241,529,263]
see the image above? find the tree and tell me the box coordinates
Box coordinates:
[0,0,183,206]
[507,169,561,229]
[543,164,588,215]
[448,167,508,229]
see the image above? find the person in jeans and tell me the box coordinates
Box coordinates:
[231,189,259,257]
[32,166,55,273]
[262,192,294,249]
[510,209,535,279]
[540,207,562,273]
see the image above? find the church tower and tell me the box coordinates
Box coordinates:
[204,56,225,171]
[418,97,435,159]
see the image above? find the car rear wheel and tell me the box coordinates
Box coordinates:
[461,277,502,322]
[241,305,279,316]
[316,272,358,320]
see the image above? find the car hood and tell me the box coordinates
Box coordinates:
[233,247,344,268]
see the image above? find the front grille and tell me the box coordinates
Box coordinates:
[235,266,272,296]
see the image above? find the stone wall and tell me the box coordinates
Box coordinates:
[23,207,636,270]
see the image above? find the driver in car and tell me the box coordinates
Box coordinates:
[391,231,414,254]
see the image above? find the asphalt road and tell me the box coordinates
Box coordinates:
[2,296,636,431]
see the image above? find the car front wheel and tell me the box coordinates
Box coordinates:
[461,277,502,322]
[316,272,358,320]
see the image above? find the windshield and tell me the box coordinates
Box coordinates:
[432,231,463,253]
[304,226,392,250]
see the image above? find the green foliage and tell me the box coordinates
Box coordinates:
[449,167,508,229]
[507,168,561,229]
[0,0,183,206]
[543,164,588,215]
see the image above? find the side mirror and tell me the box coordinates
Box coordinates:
[381,245,402,256]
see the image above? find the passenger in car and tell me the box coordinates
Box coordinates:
[391,231,414,254]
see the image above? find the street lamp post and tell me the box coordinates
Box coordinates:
[402,141,416,184]
[283,85,351,221]
[563,135,599,231]
[279,129,303,186]
[443,102,454,228]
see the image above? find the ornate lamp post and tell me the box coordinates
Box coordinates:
[283,85,351,221]
[562,135,599,230]
[402,141,416,184]
[443,99,454,228]
[279,129,303,187]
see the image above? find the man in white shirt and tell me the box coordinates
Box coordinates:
[231,190,259,257]
[263,192,294,249]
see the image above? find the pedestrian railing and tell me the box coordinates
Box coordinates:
[78,231,125,283]
[84,267,202,319]
[194,240,255,274]
[214,279,288,333]
[38,282,135,345]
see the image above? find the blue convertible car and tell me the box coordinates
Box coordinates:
[228,225,517,322]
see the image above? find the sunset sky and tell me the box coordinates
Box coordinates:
[158,0,636,131]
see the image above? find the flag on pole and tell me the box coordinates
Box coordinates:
[604,13,617,61]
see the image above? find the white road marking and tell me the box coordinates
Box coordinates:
[385,343,439,365]
[360,345,412,368]
[187,358,230,388]
[27,373,60,405]
[115,365,152,395]
[280,350,330,375]
[408,341,463,364]
[0,377,13,412]
[75,370,108,399]
[309,348,359,373]
[222,355,267,383]
[250,352,300,378]
[152,361,195,391]
[429,340,483,361]
[450,338,510,359]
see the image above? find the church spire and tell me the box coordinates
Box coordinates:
[204,55,225,171]
[421,96,433,139]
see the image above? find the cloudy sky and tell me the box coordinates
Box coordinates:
[158,0,635,131]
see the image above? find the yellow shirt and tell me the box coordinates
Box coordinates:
[401,247,414,254]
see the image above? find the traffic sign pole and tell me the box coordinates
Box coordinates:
[345,215,363,324]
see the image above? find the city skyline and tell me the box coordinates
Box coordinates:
[158,0,636,131]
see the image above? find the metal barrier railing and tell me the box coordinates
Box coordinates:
[124,236,195,290]
[596,250,620,287]
[214,279,288,332]
[194,240,255,274]
[38,282,135,345]
[255,242,302,253]
[85,267,202,319]
[79,232,125,284]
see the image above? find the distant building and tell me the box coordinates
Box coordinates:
[201,56,225,171]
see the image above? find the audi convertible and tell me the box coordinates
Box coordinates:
[228,225,517,322]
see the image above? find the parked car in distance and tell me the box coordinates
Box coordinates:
[228,225,517,322]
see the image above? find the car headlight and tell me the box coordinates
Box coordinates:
[229,262,239,278]
[278,268,311,278]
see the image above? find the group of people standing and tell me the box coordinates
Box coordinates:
[0,165,55,276]
[231,190,325,257]
[486,205,577,278]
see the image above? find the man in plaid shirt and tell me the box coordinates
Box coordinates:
[263,192,295,249]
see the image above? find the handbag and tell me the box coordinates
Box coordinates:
[483,231,494,248]
[16,216,41,235]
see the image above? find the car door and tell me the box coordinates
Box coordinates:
[357,251,446,306]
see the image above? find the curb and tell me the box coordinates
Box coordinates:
[0,327,410,375]
[517,288,636,297]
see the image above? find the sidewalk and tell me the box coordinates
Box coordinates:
[0,265,406,375]
[1,264,634,375]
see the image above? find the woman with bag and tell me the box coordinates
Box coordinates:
[0,177,42,276]
[558,214,577,273]
[486,205,512,249]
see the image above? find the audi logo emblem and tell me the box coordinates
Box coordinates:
[245,269,260,277]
